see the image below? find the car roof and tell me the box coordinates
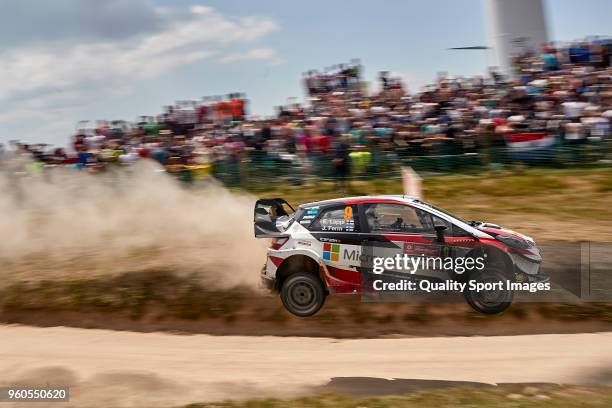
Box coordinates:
[298,195,493,240]
[300,195,419,208]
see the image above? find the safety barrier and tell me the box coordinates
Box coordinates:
[206,142,612,187]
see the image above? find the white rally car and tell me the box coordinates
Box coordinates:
[254,195,547,317]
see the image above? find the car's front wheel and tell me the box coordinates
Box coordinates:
[463,268,513,314]
[280,273,326,317]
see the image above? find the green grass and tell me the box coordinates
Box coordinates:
[182,385,612,408]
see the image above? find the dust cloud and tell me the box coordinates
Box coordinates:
[0,160,268,288]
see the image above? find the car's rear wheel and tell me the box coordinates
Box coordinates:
[280,273,326,317]
[463,268,513,314]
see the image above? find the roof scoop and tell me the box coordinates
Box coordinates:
[480,222,501,229]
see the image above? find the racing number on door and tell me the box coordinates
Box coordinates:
[344,206,353,221]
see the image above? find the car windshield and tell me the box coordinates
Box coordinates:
[413,199,471,226]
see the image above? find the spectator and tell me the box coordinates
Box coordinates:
[333,134,351,192]
[4,39,610,182]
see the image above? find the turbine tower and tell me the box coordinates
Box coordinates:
[485,0,549,76]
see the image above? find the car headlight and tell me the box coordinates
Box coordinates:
[496,234,532,250]
[496,235,542,263]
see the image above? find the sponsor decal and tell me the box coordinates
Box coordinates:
[343,248,375,263]
[319,237,341,243]
[323,243,340,262]
[307,209,318,215]
[403,242,440,257]
[297,240,311,247]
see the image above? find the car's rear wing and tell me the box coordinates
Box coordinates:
[254,198,296,238]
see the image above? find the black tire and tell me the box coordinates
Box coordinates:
[463,268,513,314]
[280,273,326,317]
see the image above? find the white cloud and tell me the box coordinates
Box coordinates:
[0,6,280,98]
[0,92,82,145]
[218,48,284,65]
[0,4,282,145]
[190,5,214,15]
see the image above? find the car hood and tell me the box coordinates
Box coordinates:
[474,222,542,263]
[474,222,535,244]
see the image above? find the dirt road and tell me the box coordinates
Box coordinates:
[2,325,612,407]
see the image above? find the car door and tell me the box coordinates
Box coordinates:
[359,202,448,282]
[307,204,362,286]
[429,213,481,276]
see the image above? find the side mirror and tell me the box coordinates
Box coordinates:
[434,225,447,243]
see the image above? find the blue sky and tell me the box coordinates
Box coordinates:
[0,0,611,146]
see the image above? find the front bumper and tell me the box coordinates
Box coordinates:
[510,252,541,275]
[526,272,550,283]
[509,252,549,283]
[515,270,550,284]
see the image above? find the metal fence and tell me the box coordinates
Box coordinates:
[211,141,612,188]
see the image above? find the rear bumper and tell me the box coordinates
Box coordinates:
[260,266,277,291]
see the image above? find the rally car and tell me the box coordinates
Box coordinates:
[254,195,547,316]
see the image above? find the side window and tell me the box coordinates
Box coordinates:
[431,215,470,237]
[309,205,359,232]
[364,203,434,234]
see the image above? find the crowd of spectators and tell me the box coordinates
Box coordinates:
[1,37,611,183]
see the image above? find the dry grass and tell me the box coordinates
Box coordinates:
[2,268,612,337]
[252,167,612,241]
[2,167,611,334]
[1,269,250,321]
[182,385,612,408]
